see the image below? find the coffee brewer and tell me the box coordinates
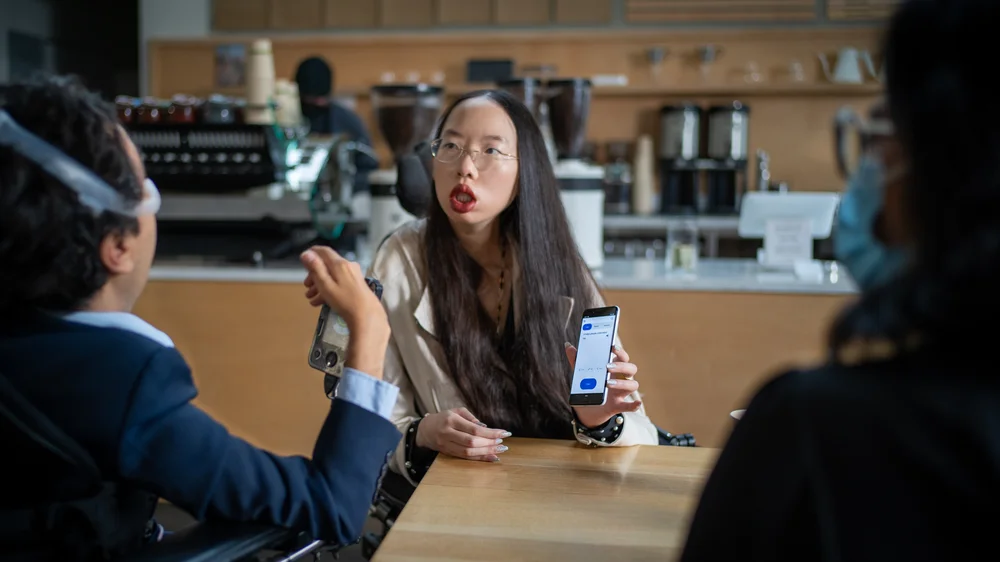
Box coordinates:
[705,101,750,214]
[659,103,702,214]
[496,77,558,163]
[547,78,605,269]
[368,84,444,256]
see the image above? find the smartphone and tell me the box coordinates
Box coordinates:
[308,277,383,395]
[568,306,621,407]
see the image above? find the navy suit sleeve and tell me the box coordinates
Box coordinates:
[117,348,402,545]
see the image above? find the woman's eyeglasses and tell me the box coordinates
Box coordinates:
[834,106,895,179]
[430,138,517,172]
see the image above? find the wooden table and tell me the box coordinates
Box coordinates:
[373,439,720,562]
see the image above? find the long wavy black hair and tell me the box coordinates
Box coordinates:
[829,0,1000,356]
[424,90,598,435]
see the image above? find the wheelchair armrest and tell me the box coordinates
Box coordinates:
[657,426,696,447]
[120,521,298,562]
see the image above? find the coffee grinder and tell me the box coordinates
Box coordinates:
[547,78,605,269]
[496,77,558,164]
[368,84,444,256]
[659,103,703,214]
[705,101,750,214]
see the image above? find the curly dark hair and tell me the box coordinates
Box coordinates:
[0,74,142,313]
[829,0,1000,355]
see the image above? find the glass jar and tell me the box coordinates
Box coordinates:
[666,219,700,271]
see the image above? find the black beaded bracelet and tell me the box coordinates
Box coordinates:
[574,413,626,444]
[403,418,437,482]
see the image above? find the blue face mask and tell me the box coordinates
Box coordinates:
[834,154,908,291]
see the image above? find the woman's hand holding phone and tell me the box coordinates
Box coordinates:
[416,408,511,462]
[566,344,643,428]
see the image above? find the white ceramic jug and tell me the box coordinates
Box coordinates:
[818,47,878,84]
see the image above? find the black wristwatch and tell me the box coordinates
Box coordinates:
[573,413,626,445]
[403,418,437,482]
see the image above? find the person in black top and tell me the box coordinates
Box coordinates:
[294,56,378,184]
[681,1,1000,560]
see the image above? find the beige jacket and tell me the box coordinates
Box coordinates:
[367,220,659,484]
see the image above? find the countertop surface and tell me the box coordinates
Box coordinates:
[150,257,857,295]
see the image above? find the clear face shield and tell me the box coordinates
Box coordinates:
[0,109,160,217]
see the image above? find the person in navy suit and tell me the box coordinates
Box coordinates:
[0,75,402,555]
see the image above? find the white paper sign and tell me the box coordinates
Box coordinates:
[763,218,813,267]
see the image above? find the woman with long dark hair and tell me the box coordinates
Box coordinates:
[681,1,1000,559]
[367,90,658,484]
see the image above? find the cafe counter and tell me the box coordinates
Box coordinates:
[134,258,856,455]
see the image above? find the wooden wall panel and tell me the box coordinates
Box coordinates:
[827,0,900,21]
[269,0,324,30]
[324,0,379,28]
[554,0,613,25]
[625,0,817,23]
[438,0,494,26]
[212,0,269,30]
[379,0,435,27]
[494,0,551,25]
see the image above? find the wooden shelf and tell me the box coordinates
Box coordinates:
[342,82,882,99]
[827,0,900,21]
[625,0,816,23]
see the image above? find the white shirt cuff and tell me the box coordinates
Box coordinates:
[335,367,399,421]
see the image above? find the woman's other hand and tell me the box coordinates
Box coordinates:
[566,343,643,429]
[416,407,511,462]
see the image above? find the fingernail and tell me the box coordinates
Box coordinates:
[564,342,572,349]
[476,422,487,427]
[485,455,500,463]
[608,379,618,387]
[495,438,504,445]
[607,363,616,369]
[495,445,508,453]
[300,251,315,263]
[501,431,512,438]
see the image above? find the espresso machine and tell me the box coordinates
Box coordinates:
[705,101,750,214]
[368,84,444,257]
[659,103,702,214]
[547,78,605,269]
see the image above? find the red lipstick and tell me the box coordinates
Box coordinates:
[449,184,477,214]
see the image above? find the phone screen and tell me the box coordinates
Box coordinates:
[569,307,619,406]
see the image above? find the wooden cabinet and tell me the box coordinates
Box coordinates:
[324,0,379,28]
[269,0,323,29]
[625,0,816,23]
[210,0,898,31]
[212,0,269,30]
[379,0,435,27]
[827,0,900,20]
[554,0,612,25]
[494,0,551,26]
[438,0,493,26]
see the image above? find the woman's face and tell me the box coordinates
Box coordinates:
[432,97,519,229]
